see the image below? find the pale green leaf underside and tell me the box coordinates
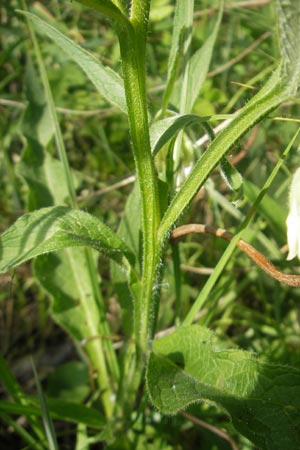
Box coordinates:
[19,11,127,113]
[0,206,133,272]
[147,325,300,450]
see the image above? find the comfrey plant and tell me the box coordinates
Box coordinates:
[1,1,300,449]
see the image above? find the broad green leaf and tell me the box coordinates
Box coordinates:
[150,114,210,155]
[0,206,133,272]
[276,0,300,96]
[147,325,300,450]
[19,11,127,113]
[35,249,100,339]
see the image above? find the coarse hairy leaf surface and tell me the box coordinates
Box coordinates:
[147,325,300,450]
[0,206,133,272]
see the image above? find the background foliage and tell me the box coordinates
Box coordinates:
[1,0,300,449]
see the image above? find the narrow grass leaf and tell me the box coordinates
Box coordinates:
[0,413,44,450]
[147,325,300,450]
[0,206,134,272]
[0,353,26,402]
[31,359,58,450]
[0,353,45,442]
[243,180,286,239]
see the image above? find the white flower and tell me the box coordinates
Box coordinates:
[286,168,300,260]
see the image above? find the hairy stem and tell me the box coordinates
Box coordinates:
[117,2,160,355]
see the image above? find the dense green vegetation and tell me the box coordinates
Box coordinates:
[1,1,300,449]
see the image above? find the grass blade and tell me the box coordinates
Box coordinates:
[31,359,59,450]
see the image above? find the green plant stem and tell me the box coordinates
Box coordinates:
[117,4,160,355]
[172,242,182,322]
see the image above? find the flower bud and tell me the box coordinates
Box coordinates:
[286,168,300,260]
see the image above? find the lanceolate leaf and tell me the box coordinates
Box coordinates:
[147,326,300,450]
[19,11,127,113]
[171,0,223,112]
[182,0,223,113]
[0,206,133,272]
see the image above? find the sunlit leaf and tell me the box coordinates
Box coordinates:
[147,325,300,450]
[0,206,133,272]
